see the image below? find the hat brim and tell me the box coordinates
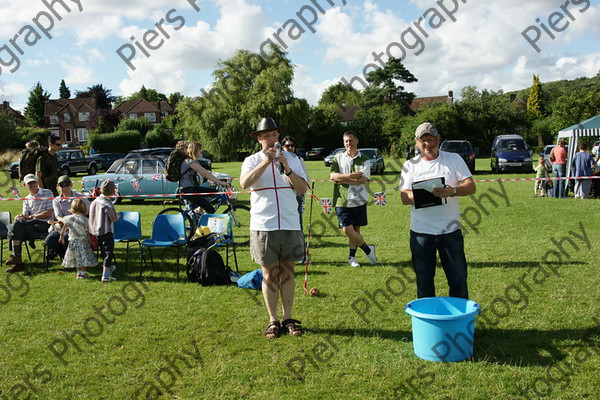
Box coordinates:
[250,127,281,138]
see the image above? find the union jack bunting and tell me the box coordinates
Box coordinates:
[10,186,20,198]
[130,179,141,192]
[320,198,332,215]
[373,192,387,206]
[152,174,161,181]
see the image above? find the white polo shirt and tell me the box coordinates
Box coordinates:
[241,150,308,231]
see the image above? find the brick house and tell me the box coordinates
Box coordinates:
[113,99,174,123]
[0,101,27,127]
[410,90,454,111]
[44,97,98,143]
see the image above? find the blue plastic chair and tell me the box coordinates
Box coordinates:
[114,211,142,273]
[0,211,10,265]
[197,214,238,272]
[141,213,187,278]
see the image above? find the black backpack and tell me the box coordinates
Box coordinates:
[18,147,44,180]
[187,248,231,286]
[165,150,188,183]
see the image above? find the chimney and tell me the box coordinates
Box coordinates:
[2,101,9,108]
[448,90,453,99]
[510,94,516,103]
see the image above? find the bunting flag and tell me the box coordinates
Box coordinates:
[152,174,161,181]
[130,179,141,192]
[319,198,332,215]
[301,201,305,214]
[10,186,20,199]
[373,191,387,206]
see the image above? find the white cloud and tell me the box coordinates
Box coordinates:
[59,58,95,85]
[292,64,339,106]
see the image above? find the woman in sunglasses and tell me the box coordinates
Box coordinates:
[281,136,309,263]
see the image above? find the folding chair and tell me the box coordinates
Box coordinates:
[141,213,186,278]
[0,211,10,265]
[24,231,48,268]
[198,214,238,272]
[114,211,143,273]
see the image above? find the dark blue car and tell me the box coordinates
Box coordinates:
[490,135,533,173]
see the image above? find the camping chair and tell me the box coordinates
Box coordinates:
[141,213,186,278]
[114,211,143,273]
[0,211,10,265]
[198,214,238,272]
[24,231,48,268]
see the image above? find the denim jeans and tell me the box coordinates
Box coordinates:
[410,229,469,299]
[552,163,566,198]
[98,232,115,269]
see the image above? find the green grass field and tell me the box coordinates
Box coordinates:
[0,158,598,400]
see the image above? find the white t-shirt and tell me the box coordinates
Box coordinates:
[399,151,472,235]
[241,150,308,231]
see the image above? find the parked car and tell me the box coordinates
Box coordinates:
[539,144,569,168]
[7,161,19,179]
[490,135,533,173]
[305,147,327,160]
[296,148,307,158]
[591,140,600,157]
[440,140,476,173]
[56,149,102,176]
[81,155,229,204]
[126,147,212,170]
[358,148,385,174]
[324,148,345,167]
[95,152,126,171]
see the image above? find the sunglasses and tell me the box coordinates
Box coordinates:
[282,143,295,148]
[59,183,72,187]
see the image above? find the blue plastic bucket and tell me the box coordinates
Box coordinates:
[404,297,481,362]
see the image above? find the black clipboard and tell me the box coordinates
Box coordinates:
[412,177,446,209]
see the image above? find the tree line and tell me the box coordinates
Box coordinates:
[2,45,599,158]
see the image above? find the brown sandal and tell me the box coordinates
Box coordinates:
[282,319,302,336]
[264,321,280,338]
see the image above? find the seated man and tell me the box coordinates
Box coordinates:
[5,174,54,273]
[45,175,90,262]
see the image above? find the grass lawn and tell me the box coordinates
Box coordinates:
[0,157,598,400]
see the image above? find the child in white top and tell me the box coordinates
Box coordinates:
[60,198,98,279]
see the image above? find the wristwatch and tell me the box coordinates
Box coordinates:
[450,187,456,197]
[285,169,293,176]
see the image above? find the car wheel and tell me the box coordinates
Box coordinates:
[88,164,97,175]
[61,166,70,176]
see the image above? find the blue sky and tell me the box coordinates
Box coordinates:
[1,0,599,112]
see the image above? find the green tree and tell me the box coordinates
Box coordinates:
[59,79,71,99]
[178,45,310,160]
[318,82,362,107]
[550,89,600,133]
[126,85,168,103]
[526,75,545,146]
[0,111,19,151]
[168,92,185,109]
[24,82,50,127]
[361,57,417,113]
[117,117,154,138]
[87,109,123,133]
[75,84,116,110]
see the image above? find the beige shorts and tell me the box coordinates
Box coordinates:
[250,230,304,266]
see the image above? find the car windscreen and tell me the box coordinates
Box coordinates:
[499,140,527,151]
[442,142,471,153]
[360,149,376,158]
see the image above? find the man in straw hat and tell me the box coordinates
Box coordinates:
[399,122,476,299]
[240,117,308,338]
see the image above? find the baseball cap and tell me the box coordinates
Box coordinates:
[23,174,38,184]
[58,175,71,185]
[415,122,439,139]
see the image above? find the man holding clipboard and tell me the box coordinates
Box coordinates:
[400,123,476,299]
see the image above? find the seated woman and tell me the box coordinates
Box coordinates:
[180,142,230,214]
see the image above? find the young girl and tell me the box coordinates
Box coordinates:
[89,180,120,282]
[534,157,550,197]
[60,198,98,279]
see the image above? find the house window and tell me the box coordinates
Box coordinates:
[76,128,88,141]
[128,114,138,120]
[64,113,71,122]
[79,112,90,122]
[49,115,59,125]
[161,111,169,118]
[65,129,71,142]
[144,112,156,122]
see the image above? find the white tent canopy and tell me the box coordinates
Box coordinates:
[557,115,600,177]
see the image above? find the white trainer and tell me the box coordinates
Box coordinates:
[101,275,117,283]
[366,245,377,264]
[348,257,360,267]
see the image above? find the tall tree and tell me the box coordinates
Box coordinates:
[168,92,184,109]
[178,45,310,160]
[59,79,71,99]
[527,75,545,146]
[24,82,50,127]
[361,57,418,113]
[75,84,116,110]
[318,82,362,107]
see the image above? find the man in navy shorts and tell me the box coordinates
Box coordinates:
[330,131,376,267]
